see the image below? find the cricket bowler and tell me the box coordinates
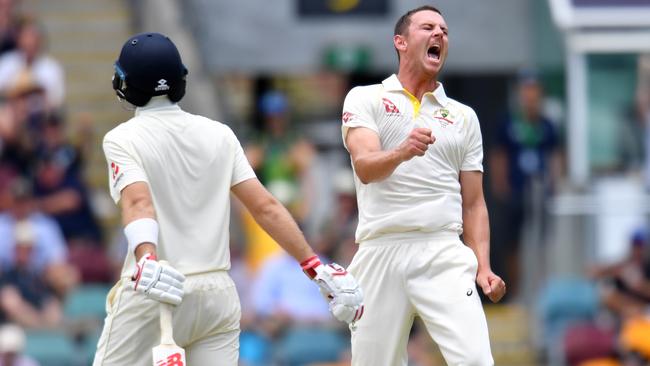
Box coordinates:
[341,6,506,366]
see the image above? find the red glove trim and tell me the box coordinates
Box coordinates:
[354,305,365,322]
[300,255,321,279]
[132,252,157,290]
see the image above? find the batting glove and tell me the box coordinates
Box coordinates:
[130,253,186,306]
[302,255,364,324]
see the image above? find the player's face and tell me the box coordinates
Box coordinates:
[402,10,449,76]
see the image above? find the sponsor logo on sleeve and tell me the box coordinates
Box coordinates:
[110,162,120,179]
[110,161,124,188]
[342,111,355,124]
[381,97,400,114]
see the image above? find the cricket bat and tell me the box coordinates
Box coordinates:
[152,261,186,366]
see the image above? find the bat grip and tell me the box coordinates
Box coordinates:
[159,303,175,345]
[157,260,175,345]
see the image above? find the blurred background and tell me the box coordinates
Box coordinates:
[0,0,648,365]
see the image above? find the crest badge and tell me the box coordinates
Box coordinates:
[434,108,454,127]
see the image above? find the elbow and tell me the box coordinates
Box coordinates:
[124,195,155,219]
[351,162,373,184]
[357,174,372,185]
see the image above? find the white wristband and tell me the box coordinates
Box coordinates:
[124,218,159,254]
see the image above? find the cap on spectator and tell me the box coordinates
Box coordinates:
[0,324,26,354]
[259,90,288,116]
[14,220,35,247]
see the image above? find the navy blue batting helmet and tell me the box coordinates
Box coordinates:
[112,32,188,107]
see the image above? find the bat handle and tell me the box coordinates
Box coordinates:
[159,302,175,345]
[158,260,175,345]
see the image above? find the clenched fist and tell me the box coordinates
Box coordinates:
[397,128,436,161]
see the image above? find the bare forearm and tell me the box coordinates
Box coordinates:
[251,199,315,262]
[353,148,405,184]
[462,201,491,272]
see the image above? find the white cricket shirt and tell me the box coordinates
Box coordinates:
[103,97,256,277]
[341,74,484,243]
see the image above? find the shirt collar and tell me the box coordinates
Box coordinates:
[135,96,180,116]
[382,74,449,106]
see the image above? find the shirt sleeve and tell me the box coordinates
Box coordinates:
[341,86,379,150]
[227,127,257,187]
[102,130,149,203]
[461,107,484,172]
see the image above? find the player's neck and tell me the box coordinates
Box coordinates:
[397,69,438,102]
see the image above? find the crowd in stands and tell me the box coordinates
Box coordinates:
[0,2,113,364]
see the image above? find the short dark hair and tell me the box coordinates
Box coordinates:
[393,5,442,62]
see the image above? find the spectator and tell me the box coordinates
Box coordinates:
[0,177,78,295]
[241,91,318,273]
[489,70,561,300]
[32,145,111,283]
[0,219,63,329]
[0,16,65,109]
[587,229,650,321]
[245,90,316,220]
[32,115,100,244]
[0,324,39,366]
[0,71,47,180]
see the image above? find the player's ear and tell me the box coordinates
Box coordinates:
[394,34,407,53]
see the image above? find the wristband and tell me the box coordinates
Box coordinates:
[124,218,159,254]
[300,255,321,279]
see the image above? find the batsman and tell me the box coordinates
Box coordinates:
[93,32,363,366]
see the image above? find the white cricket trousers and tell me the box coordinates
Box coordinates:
[348,232,494,366]
[93,271,241,366]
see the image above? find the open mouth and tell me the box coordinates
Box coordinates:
[427,45,441,61]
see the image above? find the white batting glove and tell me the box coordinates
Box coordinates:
[301,256,364,324]
[130,253,185,306]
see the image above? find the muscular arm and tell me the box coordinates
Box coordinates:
[120,182,157,260]
[345,127,434,184]
[231,178,315,263]
[460,171,491,272]
[461,170,505,302]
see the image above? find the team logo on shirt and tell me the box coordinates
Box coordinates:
[342,111,355,124]
[434,108,455,127]
[381,98,400,114]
